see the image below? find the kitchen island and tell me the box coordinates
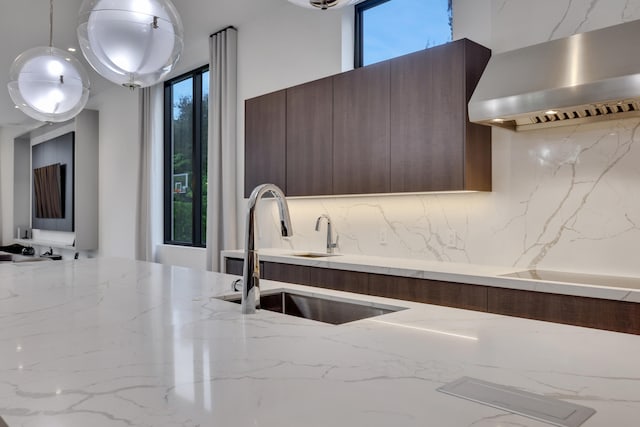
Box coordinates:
[1,257,639,426]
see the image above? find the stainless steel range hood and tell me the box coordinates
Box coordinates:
[468,20,640,131]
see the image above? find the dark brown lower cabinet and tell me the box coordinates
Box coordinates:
[224,258,265,277]
[262,262,311,285]
[225,258,244,276]
[309,267,368,294]
[487,287,640,335]
[367,274,487,311]
[223,257,640,335]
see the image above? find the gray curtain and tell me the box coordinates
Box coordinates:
[207,27,239,271]
[136,84,163,262]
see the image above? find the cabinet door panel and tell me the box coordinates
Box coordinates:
[309,267,368,294]
[244,90,286,197]
[390,39,491,192]
[287,78,333,196]
[368,274,420,301]
[262,262,311,285]
[463,41,492,191]
[225,258,244,275]
[390,42,465,192]
[488,287,640,335]
[333,61,390,195]
[368,274,487,311]
[418,279,488,311]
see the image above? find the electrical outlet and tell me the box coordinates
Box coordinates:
[446,229,457,248]
[379,228,387,245]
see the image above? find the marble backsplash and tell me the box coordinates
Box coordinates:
[252,0,640,277]
[256,119,640,277]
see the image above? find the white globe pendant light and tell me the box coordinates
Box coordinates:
[7,1,90,123]
[77,0,184,88]
[288,0,365,10]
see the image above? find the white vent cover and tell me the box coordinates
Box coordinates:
[438,377,596,427]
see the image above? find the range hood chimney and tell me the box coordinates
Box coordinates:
[468,20,640,131]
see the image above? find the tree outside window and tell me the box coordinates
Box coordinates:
[164,67,209,246]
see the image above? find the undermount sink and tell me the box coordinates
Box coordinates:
[219,289,406,325]
[291,251,342,258]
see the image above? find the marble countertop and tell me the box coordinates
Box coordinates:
[1,257,639,426]
[221,249,640,303]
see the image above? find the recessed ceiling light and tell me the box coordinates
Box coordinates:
[491,118,505,123]
[67,47,76,52]
[545,110,558,115]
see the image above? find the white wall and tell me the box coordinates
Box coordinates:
[0,128,10,243]
[0,87,139,261]
[90,86,140,259]
[0,126,30,244]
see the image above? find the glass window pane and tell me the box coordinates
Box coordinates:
[201,70,209,244]
[362,0,452,66]
[171,77,194,243]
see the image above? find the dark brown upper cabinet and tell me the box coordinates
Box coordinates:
[333,61,391,195]
[244,90,286,197]
[390,39,491,192]
[243,38,491,198]
[286,77,334,196]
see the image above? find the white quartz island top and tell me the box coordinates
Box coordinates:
[1,257,639,426]
[222,249,640,302]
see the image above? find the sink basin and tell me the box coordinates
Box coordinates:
[219,289,406,325]
[291,251,342,258]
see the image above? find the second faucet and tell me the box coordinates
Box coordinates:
[315,214,338,254]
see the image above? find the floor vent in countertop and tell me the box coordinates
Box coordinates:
[437,377,595,427]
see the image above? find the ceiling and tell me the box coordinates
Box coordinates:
[0,0,282,128]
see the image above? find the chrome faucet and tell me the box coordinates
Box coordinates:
[242,184,293,314]
[315,214,338,254]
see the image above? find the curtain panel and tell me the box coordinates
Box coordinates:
[207,27,239,271]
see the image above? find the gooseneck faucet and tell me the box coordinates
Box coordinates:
[315,214,338,254]
[242,184,293,314]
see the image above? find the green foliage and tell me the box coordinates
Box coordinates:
[170,91,209,244]
[172,199,193,243]
[448,0,453,40]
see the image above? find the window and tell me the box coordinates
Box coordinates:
[164,66,209,247]
[355,0,453,67]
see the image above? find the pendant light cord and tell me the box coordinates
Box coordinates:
[49,0,53,47]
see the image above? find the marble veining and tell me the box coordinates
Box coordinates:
[1,258,640,426]
[250,0,640,280]
[256,110,640,279]
[512,122,640,269]
[548,0,575,41]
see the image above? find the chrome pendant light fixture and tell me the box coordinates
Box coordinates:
[7,0,90,123]
[288,0,365,10]
[77,0,184,89]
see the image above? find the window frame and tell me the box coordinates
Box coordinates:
[354,0,391,68]
[163,65,209,247]
[354,0,453,68]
